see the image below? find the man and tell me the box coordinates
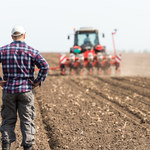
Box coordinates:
[84,34,90,44]
[0,25,49,150]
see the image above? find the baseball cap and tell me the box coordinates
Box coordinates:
[11,25,26,36]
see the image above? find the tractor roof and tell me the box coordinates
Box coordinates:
[76,27,98,32]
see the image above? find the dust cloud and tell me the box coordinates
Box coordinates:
[120,53,150,76]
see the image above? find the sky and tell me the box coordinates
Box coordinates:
[0,0,150,53]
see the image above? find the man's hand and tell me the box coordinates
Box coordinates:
[29,79,41,89]
[0,81,6,88]
[33,81,41,89]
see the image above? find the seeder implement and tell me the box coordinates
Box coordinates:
[45,27,121,75]
[59,52,121,75]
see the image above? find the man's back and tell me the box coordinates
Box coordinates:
[0,40,49,93]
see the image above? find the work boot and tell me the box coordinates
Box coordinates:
[2,142,10,150]
[23,145,33,150]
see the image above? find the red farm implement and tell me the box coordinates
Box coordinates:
[47,27,121,75]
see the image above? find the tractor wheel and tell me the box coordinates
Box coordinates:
[60,64,65,75]
[88,63,93,75]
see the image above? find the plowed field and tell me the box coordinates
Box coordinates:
[0,53,150,150]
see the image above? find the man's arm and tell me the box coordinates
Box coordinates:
[0,81,6,88]
[0,50,6,87]
[0,76,6,88]
[34,52,49,88]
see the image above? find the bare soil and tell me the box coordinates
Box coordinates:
[0,53,150,150]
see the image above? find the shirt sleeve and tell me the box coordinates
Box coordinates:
[0,50,2,80]
[0,49,1,63]
[0,76,2,81]
[34,52,49,86]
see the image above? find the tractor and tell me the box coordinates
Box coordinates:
[59,27,121,75]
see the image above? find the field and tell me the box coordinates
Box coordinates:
[0,53,150,150]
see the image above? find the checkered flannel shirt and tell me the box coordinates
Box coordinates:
[0,41,49,93]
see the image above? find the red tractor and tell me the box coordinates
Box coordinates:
[59,27,121,75]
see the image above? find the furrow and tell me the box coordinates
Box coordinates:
[69,78,150,131]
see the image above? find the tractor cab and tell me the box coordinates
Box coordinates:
[75,28,99,52]
[69,27,105,54]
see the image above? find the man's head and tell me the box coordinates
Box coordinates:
[11,25,26,41]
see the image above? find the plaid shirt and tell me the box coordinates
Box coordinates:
[0,41,49,93]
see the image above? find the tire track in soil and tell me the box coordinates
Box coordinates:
[34,97,52,150]
[69,77,150,131]
[96,76,150,99]
[80,76,150,123]
[35,98,60,150]
[93,76,150,107]
[94,76,150,116]
[108,77,150,107]
[112,77,150,89]
[35,83,62,150]
[35,76,150,149]
[89,76,150,107]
